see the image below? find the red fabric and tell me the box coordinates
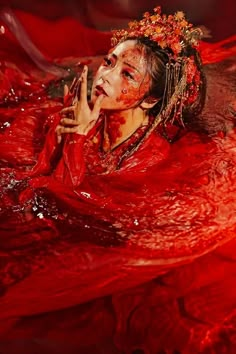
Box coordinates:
[199,34,236,64]
[0,10,236,353]
[0,9,111,58]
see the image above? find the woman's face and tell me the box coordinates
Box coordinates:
[91,40,150,110]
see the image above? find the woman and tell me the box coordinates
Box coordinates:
[1,6,236,354]
[33,7,205,183]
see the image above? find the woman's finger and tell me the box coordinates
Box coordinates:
[60,106,75,119]
[60,118,79,126]
[60,106,75,115]
[55,125,63,144]
[72,90,79,105]
[80,65,88,103]
[59,126,79,134]
[69,77,80,94]
[92,94,105,118]
[56,125,79,135]
[57,135,62,144]
[64,84,69,97]
[60,112,74,120]
[73,79,82,103]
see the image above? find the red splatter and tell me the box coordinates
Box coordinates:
[103,112,126,150]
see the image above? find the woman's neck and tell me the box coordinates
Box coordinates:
[102,108,148,152]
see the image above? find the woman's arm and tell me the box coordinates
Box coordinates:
[30,66,104,187]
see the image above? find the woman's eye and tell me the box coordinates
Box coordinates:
[103,57,112,66]
[123,71,134,80]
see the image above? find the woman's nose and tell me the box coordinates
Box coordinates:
[100,75,109,84]
[101,66,118,84]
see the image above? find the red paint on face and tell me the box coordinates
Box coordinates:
[116,78,150,106]
[91,40,150,111]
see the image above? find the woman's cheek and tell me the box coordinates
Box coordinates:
[116,88,138,105]
[116,82,149,106]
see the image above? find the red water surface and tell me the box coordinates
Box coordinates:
[0,9,236,354]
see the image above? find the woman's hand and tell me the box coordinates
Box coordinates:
[56,66,104,144]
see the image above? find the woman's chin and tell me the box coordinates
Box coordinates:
[91,93,103,103]
[91,97,109,110]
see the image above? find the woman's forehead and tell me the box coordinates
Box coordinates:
[109,40,147,66]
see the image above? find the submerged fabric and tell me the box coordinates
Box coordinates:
[0,9,236,353]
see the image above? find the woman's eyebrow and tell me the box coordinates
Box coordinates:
[110,53,117,60]
[111,52,140,73]
[123,61,140,73]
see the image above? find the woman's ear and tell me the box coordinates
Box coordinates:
[140,96,159,110]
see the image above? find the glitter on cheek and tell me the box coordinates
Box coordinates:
[116,78,150,106]
[129,80,139,88]
[116,86,140,105]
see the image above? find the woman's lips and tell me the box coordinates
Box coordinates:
[94,85,107,96]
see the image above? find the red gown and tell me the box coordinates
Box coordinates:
[0,9,236,354]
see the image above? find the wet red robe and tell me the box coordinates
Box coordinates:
[0,9,236,354]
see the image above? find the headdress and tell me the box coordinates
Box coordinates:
[111,6,204,137]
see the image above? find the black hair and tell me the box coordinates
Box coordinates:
[134,37,206,126]
[116,37,207,168]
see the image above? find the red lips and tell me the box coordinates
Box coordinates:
[95,85,107,96]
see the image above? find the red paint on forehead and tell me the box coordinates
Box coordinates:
[121,47,147,71]
[121,47,141,58]
[111,41,147,70]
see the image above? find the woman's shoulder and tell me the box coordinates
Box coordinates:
[120,130,170,173]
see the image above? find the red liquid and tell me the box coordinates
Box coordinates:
[0,10,236,354]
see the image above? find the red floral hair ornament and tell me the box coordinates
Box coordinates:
[111,6,203,133]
